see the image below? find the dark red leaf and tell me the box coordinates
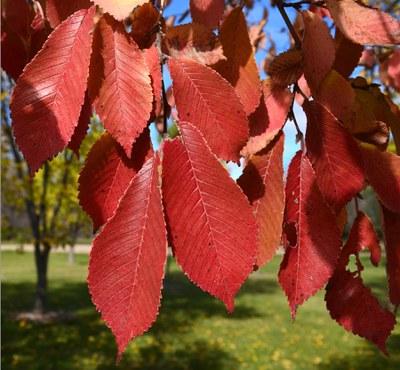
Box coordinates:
[162,121,257,311]
[93,15,153,157]
[238,133,285,267]
[359,144,400,213]
[169,58,249,162]
[304,100,365,212]
[326,270,396,354]
[79,129,152,230]
[333,29,363,78]
[190,0,224,29]
[214,7,261,115]
[382,205,400,307]
[46,0,91,28]
[279,151,342,317]
[88,154,167,358]
[11,7,95,174]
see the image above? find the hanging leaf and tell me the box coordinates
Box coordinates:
[93,14,153,157]
[129,3,160,48]
[326,0,400,45]
[325,270,396,354]
[359,144,400,213]
[11,7,95,174]
[238,133,285,267]
[46,0,92,28]
[162,121,257,311]
[189,0,224,29]
[169,58,249,162]
[304,100,365,212]
[93,0,148,20]
[163,23,226,65]
[88,154,167,358]
[333,29,363,78]
[241,80,291,157]
[266,49,304,87]
[79,129,152,230]
[279,151,342,317]
[302,10,335,93]
[144,45,162,121]
[381,205,400,307]
[214,7,261,115]
[68,93,92,156]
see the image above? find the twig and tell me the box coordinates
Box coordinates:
[283,1,326,9]
[289,107,305,151]
[276,0,302,49]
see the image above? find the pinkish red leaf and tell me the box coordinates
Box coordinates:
[325,270,396,354]
[144,45,162,121]
[381,205,400,307]
[11,7,95,174]
[190,0,224,29]
[327,0,400,45]
[238,133,285,267]
[214,7,261,115]
[279,151,341,317]
[46,0,91,28]
[88,154,167,358]
[359,144,400,213]
[162,121,257,311]
[79,129,152,230]
[304,101,365,212]
[241,80,291,157]
[93,15,153,157]
[302,10,335,94]
[68,93,92,156]
[168,58,249,162]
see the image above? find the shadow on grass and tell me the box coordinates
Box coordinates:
[317,334,400,370]
[2,269,279,370]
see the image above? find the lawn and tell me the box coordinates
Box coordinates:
[2,250,399,370]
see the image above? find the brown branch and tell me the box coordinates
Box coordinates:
[276,0,302,49]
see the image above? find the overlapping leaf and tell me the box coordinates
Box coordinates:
[215,7,261,115]
[302,10,335,93]
[94,0,147,20]
[11,7,95,174]
[88,154,167,358]
[190,0,224,29]
[333,29,363,78]
[266,49,304,87]
[241,80,291,157]
[144,45,162,121]
[359,144,400,213]
[304,101,365,212]
[326,0,400,45]
[92,15,153,157]
[162,121,257,311]
[279,151,342,317]
[46,0,92,28]
[169,58,249,162]
[79,130,152,230]
[382,205,400,307]
[238,133,285,267]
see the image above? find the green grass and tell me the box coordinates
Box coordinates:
[2,251,399,370]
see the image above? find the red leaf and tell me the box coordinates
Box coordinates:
[93,15,153,157]
[11,7,95,174]
[162,121,257,311]
[46,0,91,28]
[144,45,162,120]
[339,212,381,269]
[79,129,152,230]
[214,7,261,115]
[266,49,304,87]
[279,151,341,317]
[169,58,249,162]
[304,101,365,212]
[325,270,396,354]
[333,29,363,78]
[238,133,285,267]
[88,154,167,358]
[382,205,400,307]
[67,93,92,156]
[190,0,224,29]
[327,0,400,45]
[241,80,291,157]
[93,0,148,20]
[359,144,400,213]
[302,10,335,93]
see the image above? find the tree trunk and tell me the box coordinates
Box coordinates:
[33,242,50,313]
[68,245,75,265]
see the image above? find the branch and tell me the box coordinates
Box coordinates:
[283,1,326,9]
[276,0,302,49]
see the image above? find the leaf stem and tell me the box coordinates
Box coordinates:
[276,0,302,49]
[290,107,305,151]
